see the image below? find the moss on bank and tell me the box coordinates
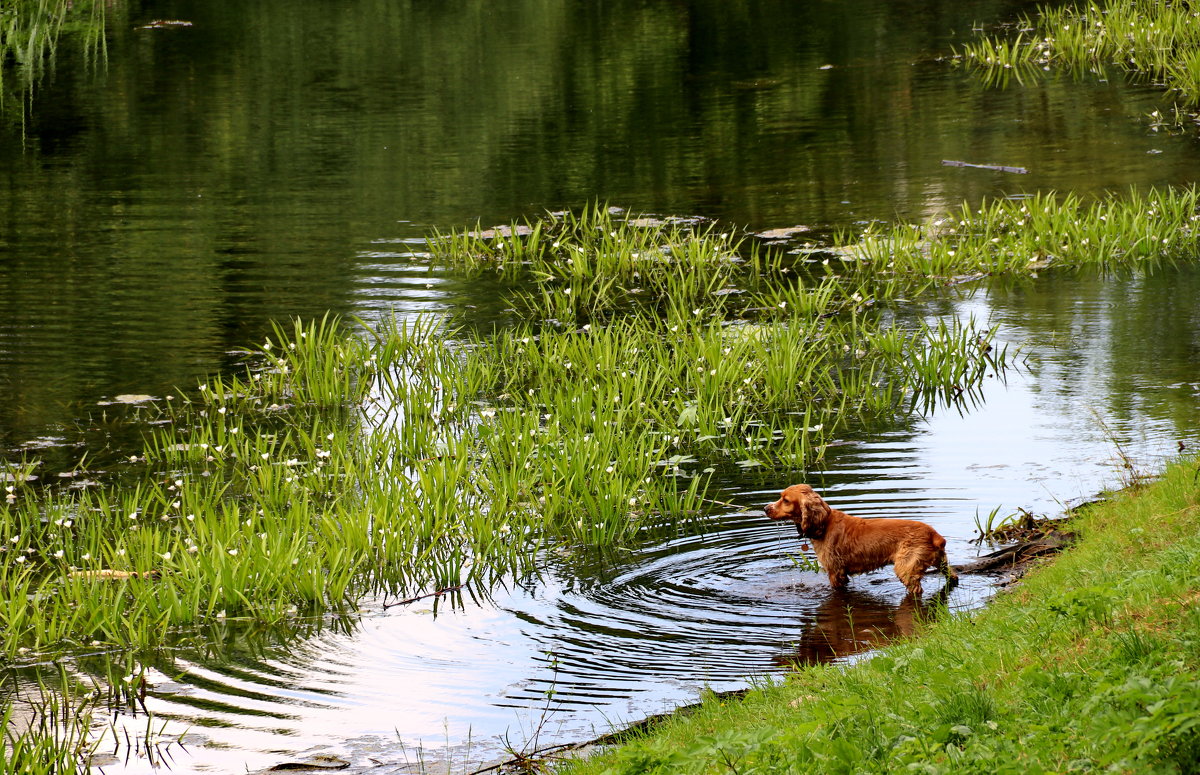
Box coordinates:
[564,456,1200,774]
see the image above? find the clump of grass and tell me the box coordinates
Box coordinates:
[0,665,100,773]
[428,204,781,323]
[961,0,1200,106]
[1,0,109,99]
[836,186,1200,279]
[0,242,1006,663]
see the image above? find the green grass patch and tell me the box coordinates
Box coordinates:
[1,0,109,97]
[835,186,1200,278]
[563,456,1200,774]
[961,0,1200,107]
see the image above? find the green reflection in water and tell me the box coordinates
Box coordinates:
[3,0,1200,445]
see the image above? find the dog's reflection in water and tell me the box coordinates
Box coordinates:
[775,584,953,667]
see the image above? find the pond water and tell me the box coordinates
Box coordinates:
[4,0,1200,772]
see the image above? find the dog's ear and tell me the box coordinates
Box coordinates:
[800,492,831,538]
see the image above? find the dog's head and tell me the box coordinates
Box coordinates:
[765,484,832,538]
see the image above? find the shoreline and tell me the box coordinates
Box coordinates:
[557,458,1200,773]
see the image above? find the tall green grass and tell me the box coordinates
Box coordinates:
[0,0,108,96]
[961,0,1200,105]
[836,186,1200,278]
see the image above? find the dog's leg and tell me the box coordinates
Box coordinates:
[894,556,926,597]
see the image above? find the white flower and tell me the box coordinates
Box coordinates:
[53,550,64,559]
[228,548,238,556]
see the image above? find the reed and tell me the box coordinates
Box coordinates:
[961,0,1200,105]
[836,187,1200,278]
[1,0,108,95]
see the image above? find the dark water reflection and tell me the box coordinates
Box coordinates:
[5,0,1200,443]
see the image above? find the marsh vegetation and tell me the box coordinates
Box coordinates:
[6,0,1200,769]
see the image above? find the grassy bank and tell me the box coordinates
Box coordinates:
[563,456,1200,774]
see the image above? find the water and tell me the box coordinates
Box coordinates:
[4,0,1200,771]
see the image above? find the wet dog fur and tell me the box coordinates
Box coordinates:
[765,484,957,596]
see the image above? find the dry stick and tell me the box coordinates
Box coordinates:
[940,159,1027,175]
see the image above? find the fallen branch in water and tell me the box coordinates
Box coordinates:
[942,159,1028,174]
[954,532,1074,575]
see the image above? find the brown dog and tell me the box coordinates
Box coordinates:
[765,484,957,596]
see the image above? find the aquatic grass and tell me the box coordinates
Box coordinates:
[0,665,100,774]
[1,0,110,116]
[962,0,1200,106]
[429,204,776,323]
[836,186,1200,279]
